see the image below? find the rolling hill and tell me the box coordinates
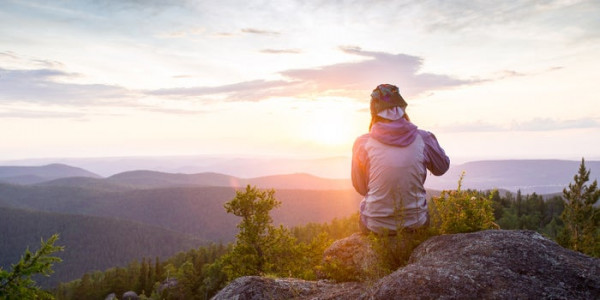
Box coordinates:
[0,183,363,242]
[3,159,598,194]
[32,170,353,190]
[0,164,100,185]
[425,159,600,194]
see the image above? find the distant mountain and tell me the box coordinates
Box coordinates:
[6,158,599,194]
[425,159,600,194]
[0,156,351,178]
[0,206,203,288]
[0,183,363,242]
[0,164,100,185]
[107,171,237,188]
[37,176,134,192]
[105,171,352,190]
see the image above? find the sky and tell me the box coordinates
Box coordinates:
[1,0,599,164]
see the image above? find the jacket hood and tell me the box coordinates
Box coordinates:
[370,119,418,147]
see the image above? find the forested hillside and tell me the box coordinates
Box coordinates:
[0,184,362,241]
[52,186,580,300]
[0,207,203,288]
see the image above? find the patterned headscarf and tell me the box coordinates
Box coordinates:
[370,84,407,118]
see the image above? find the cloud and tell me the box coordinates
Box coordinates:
[0,51,64,69]
[512,118,600,131]
[281,46,473,98]
[0,109,86,119]
[0,68,131,105]
[436,118,600,133]
[146,79,299,102]
[156,27,206,39]
[260,49,302,54]
[146,47,474,103]
[436,121,505,133]
[241,28,280,35]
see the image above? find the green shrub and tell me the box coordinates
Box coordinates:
[429,172,497,235]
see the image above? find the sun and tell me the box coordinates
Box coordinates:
[304,110,353,146]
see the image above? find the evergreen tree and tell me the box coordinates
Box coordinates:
[137,257,149,295]
[222,185,281,278]
[558,158,600,257]
[0,234,64,299]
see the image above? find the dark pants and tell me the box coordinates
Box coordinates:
[359,214,429,236]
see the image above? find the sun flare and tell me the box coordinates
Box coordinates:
[304,110,353,146]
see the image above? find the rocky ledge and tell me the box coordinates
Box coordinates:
[212,230,600,299]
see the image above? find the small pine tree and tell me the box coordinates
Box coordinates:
[0,234,64,299]
[558,158,600,257]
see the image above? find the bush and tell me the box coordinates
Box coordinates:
[429,172,497,235]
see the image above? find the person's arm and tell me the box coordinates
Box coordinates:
[420,131,450,176]
[352,134,370,196]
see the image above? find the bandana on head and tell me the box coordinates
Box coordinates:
[370,84,407,118]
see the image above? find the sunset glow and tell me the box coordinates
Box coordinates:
[1,0,599,165]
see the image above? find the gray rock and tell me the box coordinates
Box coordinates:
[211,276,364,300]
[122,290,139,300]
[366,230,600,299]
[158,277,178,294]
[320,232,380,281]
[213,230,600,299]
[104,293,116,300]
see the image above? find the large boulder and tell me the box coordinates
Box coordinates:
[213,230,600,299]
[319,232,380,281]
[122,291,139,300]
[366,230,600,299]
[211,276,364,300]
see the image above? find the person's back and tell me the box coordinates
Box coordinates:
[352,84,449,235]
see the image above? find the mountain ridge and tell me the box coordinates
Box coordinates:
[2,158,598,193]
[0,163,101,185]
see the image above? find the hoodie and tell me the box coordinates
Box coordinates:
[351,119,449,233]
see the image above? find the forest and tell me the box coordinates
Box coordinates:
[1,160,598,300]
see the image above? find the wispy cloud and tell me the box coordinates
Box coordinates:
[0,68,131,105]
[281,46,474,98]
[512,118,600,131]
[156,27,206,39]
[0,108,86,119]
[144,47,474,102]
[418,0,594,33]
[241,28,280,35]
[437,118,600,133]
[146,79,298,102]
[260,48,302,54]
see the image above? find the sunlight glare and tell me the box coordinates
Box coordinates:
[303,105,354,146]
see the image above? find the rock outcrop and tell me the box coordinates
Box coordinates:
[319,232,380,280]
[212,276,364,300]
[212,230,600,299]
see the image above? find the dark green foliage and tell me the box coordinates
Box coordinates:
[217,185,353,283]
[558,159,600,257]
[429,173,496,235]
[0,234,63,300]
[359,174,497,282]
[0,206,203,288]
[54,244,229,300]
[222,185,281,277]
[50,163,598,299]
